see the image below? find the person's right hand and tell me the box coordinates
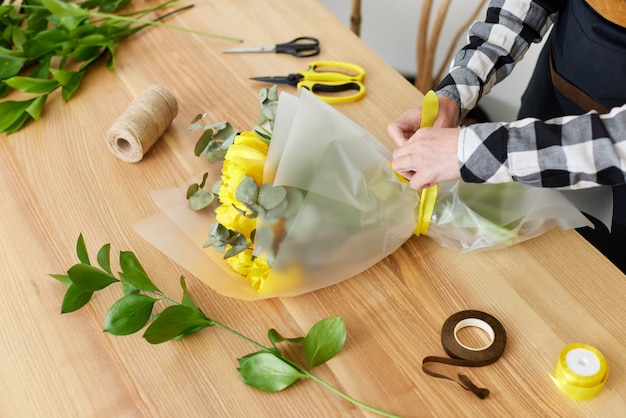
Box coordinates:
[387,94,460,147]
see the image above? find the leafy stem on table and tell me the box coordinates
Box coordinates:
[50,234,400,418]
[0,0,242,134]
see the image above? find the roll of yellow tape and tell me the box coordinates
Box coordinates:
[551,343,608,401]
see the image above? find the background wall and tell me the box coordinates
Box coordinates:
[319,0,547,122]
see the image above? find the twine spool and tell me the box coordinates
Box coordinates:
[105,85,178,162]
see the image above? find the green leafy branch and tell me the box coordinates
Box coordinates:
[0,0,241,134]
[50,234,399,417]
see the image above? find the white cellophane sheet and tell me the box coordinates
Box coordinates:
[134,89,612,300]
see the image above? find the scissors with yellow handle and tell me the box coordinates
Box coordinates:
[250,61,366,104]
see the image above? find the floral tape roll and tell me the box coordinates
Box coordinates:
[105,85,178,162]
[422,310,507,399]
[551,343,608,400]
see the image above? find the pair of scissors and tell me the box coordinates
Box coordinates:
[223,36,320,58]
[250,61,366,104]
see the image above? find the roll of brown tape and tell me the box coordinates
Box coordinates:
[105,85,178,163]
[422,310,507,399]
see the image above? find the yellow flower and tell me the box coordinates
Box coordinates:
[216,131,269,239]
[226,249,271,292]
[215,204,256,239]
[216,131,271,291]
[219,131,268,207]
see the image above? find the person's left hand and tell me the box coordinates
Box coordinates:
[391,127,462,190]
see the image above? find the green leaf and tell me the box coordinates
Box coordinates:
[67,263,119,291]
[97,243,111,273]
[143,305,213,344]
[121,276,140,296]
[0,54,27,79]
[237,352,304,392]
[61,284,93,313]
[179,276,200,311]
[2,111,30,134]
[119,251,159,292]
[268,329,305,346]
[0,100,34,133]
[76,233,90,265]
[3,76,59,94]
[49,273,73,286]
[24,94,47,120]
[42,0,89,17]
[103,294,158,335]
[304,317,346,369]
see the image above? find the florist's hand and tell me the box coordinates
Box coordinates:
[387,94,460,147]
[391,127,462,190]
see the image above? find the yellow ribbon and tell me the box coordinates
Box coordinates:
[551,343,608,401]
[390,90,439,235]
[415,90,439,236]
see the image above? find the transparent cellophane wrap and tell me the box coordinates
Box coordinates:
[135,89,612,300]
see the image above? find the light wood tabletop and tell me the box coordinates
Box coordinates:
[1,0,624,417]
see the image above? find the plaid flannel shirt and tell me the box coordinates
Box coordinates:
[435,0,626,189]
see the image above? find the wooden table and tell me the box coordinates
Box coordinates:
[1,0,624,416]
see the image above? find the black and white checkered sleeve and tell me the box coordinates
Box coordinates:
[459,104,626,188]
[435,0,560,119]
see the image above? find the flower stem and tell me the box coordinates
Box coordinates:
[303,371,402,418]
[212,320,401,418]
[91,11,243,42]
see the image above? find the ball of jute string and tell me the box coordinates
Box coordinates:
[105,85,178,163]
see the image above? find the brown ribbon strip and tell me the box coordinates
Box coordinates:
[549,50,609,114]
[422,310,507,399]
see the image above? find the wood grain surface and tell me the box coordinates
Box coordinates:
[1,1,624,417]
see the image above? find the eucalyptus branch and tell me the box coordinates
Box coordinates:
[50,234,400,418]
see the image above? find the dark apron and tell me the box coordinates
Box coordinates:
[518,0,626,272]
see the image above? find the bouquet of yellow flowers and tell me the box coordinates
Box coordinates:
[135,88,612,300]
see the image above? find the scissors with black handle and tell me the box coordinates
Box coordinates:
[223,36,320,58]
[251,61,366,103]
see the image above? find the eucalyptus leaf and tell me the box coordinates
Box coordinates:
[61,284,93,313]
[236,176,259,205]
[237,352,304,392]
[143,304,213,344]
[68,263,119,291]
[119,251,159,292]
[257,184,286,210]
[263,198,289,223]
[194,129,213,156]
[104,294,157,335]
[189,189,214,211]
[304,317,346,369]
